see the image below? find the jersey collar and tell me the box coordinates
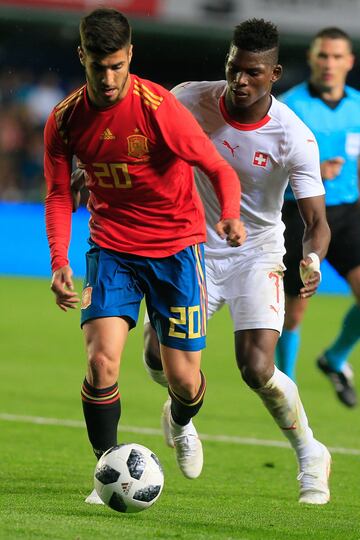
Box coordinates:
[219,95,271,131]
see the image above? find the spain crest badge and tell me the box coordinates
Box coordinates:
[81,287,92,310]
[127,133,149,160]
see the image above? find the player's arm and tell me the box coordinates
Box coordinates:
[288,124,330,298]
[156,94,246,247]
[296,195,330,299]
[44,113,80,311]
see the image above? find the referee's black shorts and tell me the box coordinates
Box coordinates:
[282,200,360,296]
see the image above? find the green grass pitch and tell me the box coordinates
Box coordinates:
[0,276,359,539]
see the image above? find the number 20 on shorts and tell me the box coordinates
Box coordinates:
[168,306,204,339]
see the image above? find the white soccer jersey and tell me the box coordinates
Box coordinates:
[172,81,325,259]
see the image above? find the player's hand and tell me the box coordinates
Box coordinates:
[299,254,321,299]
[320,157,344,181]
[215,218,247,247]
[51,265,80,311]
[71,167,87,212]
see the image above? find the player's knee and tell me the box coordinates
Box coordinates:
[237,355,273,389]
[87,351,118,383]
[168,375,199,401]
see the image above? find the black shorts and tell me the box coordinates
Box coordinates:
[282,200,360,296]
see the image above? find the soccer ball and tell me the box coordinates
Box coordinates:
[94,443,164,513]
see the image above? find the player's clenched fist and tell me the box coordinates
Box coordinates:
[215,218,247,247]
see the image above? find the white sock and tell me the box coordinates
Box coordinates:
[142,354,168,388]
[168,408,195,435]
[254,366,320,462]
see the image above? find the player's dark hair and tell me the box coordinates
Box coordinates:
[311,27,352,51]
[232,18,279,61]
[80,8,131,56]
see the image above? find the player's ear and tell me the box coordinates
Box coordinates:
[348,52,355,71]
[78,46,85,66]
[128,44,133,64]
[271,64,282,83]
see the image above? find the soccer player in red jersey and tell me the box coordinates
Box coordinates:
[44,8,246,503]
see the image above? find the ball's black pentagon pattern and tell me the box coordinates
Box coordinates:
[151,453,163,473]
[95,464,120,485]
[108,491,127,513]
[127,449,145,480]
[133,484,161,502]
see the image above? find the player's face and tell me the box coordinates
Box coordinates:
[78,46,133,108]
[308,38,354,92]
[225,46,282,116]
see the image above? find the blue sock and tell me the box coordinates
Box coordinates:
[276,328,300,381]
[325,304,360,371]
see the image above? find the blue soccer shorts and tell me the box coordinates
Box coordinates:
[80,241,207,351]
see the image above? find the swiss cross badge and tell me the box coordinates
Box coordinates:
[253,151,269,167]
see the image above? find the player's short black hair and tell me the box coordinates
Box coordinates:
[232,18,279,60]
[311,27,352,51]
[79,8,131,56]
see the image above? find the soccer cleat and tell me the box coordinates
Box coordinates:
[85,488,104,505]
[161,398,175,448]
[298,443,331,504]
[162,399,203,478]
[317,355,357,408]
[172,425,203,479]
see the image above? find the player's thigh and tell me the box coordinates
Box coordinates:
[83,316,130,365]
[160,344,201,393]
[227,264,285,333]
[235,328,279,378]
[80,243,143,328]
[145,244,207,352]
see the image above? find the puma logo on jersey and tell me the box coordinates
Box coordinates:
[100,128,116,140]
[253,151,269,167]
[222,140,239,157]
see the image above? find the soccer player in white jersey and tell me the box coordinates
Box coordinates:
[143,19,332,505]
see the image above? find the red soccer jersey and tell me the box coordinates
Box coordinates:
[44,75,241,271]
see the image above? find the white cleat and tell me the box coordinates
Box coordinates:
[162,398,203,478]
[173,431,203,479]
[161,398,175,448]
[298,443,331,504]
[171,420,203,479]
[85,488,104,505]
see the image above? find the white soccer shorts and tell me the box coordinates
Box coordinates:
[206,255,285,333]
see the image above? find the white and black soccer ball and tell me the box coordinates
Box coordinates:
[94,443,164,513]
